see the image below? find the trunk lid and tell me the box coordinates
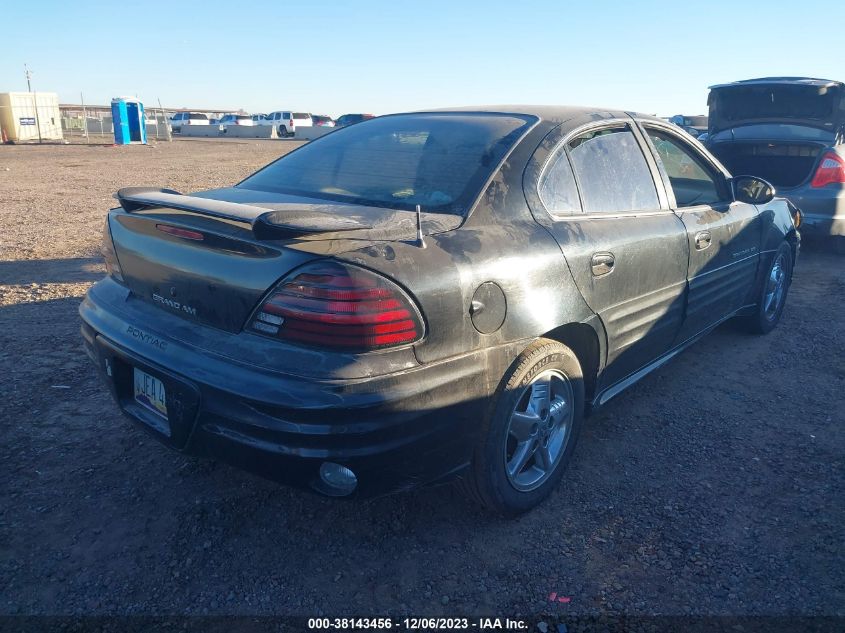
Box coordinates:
[109,187,461,333]
[707,78,845,135]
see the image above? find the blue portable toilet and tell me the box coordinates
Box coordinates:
[111,96,147,144]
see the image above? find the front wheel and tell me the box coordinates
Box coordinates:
[741,241,793,334]
[458,338,584,516]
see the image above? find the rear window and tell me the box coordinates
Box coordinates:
[238,113,534,214]
[293,113,310,120]
[711,85,837,122]
[191,113,209,120]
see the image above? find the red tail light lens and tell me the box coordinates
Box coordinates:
[811,152,845,188]
[249,262,424,351]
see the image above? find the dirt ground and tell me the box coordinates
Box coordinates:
[1,139,843,623]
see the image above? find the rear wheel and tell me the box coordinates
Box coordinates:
[459,339,584,516]
[742,241,793,334]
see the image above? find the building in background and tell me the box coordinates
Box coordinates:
[0,92,63,141]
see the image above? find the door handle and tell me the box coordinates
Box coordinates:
[591,252,615,277]
[694,231,712,250]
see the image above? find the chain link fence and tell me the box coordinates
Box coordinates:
[59,106,173,143]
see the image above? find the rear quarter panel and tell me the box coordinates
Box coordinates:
[337,124,597,375]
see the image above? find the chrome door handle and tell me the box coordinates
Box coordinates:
[591,252,615,277]
[694,231,712,250]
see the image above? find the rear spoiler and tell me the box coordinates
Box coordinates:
[115,187,371,240]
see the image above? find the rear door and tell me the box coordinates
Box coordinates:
[638,121,761,342]
[533,120,689,388]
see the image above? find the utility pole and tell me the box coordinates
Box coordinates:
[81,91,89,144]
[24,63,43,143]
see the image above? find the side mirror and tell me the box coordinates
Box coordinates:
[733,175,776,205]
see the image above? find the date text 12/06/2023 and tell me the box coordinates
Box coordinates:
[306,617,531,630]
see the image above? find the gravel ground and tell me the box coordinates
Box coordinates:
[1,140,843,625]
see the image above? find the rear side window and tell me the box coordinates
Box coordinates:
[293,113,310,120]
[568,126,659,213]
[239,113,535,215]
[538,147,581,215]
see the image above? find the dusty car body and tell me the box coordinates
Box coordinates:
[706,77,845,241]
[80,107,800,514]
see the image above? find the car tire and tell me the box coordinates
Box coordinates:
[458,338,584,516]
[741,241,793,334]
[278,125,288,138]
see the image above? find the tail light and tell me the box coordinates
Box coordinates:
[249,261,424,351]
[102,216,124,283]
[810,152,845,188]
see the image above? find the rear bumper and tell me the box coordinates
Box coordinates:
[783,186,845,238]
[79,280,514,497]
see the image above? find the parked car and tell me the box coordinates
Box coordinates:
[81,106,800,514]
[261,111,313,137]
[335,113,375,128]
[219,114,254,129]
[311,115,335,127]
[705,77,844,245]
[169,112,210,134]
[251,114,267,124]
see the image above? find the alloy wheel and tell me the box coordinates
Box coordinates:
[503,369,574,491]
[763,253,787,321]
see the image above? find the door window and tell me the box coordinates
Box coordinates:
[644,128,726,207]
[567,126,659,213]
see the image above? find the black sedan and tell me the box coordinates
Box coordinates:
[80,107,800,515]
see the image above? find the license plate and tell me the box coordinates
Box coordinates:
[133,367,168,419]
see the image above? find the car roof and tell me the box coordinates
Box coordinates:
[415,105,663,126]
[708,77,845,90]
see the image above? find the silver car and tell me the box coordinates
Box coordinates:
[706,77,845,249]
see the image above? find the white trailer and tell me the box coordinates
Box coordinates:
[0,92,63,142]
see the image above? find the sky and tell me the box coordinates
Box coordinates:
[2,0,844,118]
